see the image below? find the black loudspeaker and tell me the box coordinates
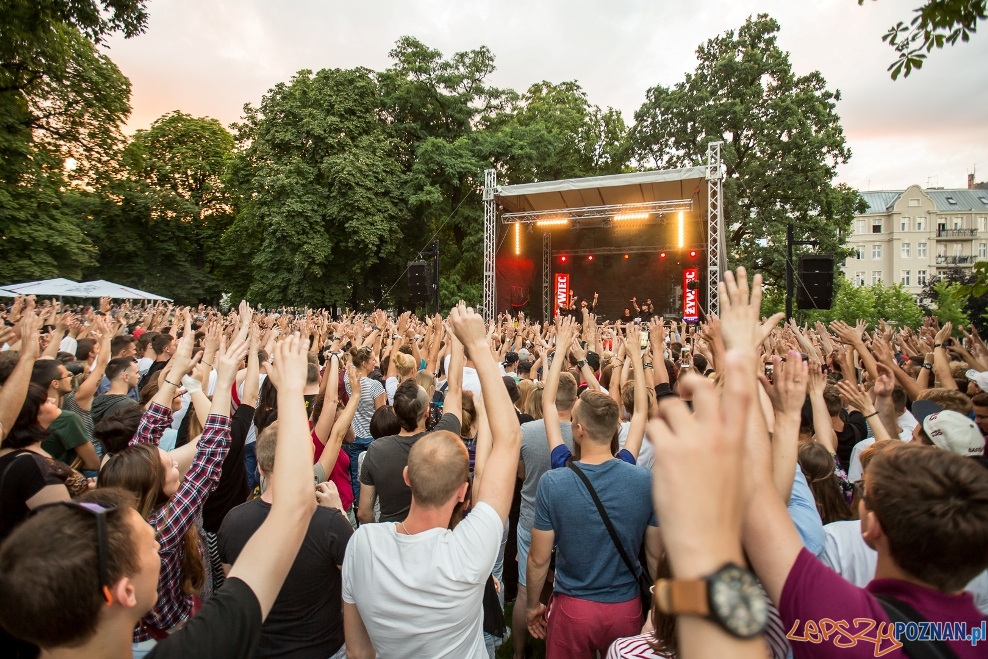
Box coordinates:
[797,254,835,310]
[408,261,432,305]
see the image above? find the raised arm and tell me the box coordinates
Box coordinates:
[622,323,648,460]
[312,354,340,445]
[569,339,599,391]
[807,361,837,454]
[758,353,808,503]
[227,334,317,620]
[448,303,521,523]
[932,322,958,390]
[835,379,892,443]
[443,329,463,423]
[318,365,360,480]
[73,322,112,412]
[0,312,40,445]
[542,317,577,455]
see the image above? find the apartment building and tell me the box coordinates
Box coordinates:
[842,184,988,295]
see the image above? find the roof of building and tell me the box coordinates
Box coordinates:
[861,189,988,214]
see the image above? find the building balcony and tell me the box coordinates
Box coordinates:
[935,255,974,265]
[936,228,978,238]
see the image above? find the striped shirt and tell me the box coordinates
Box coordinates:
[344,373,385,438]
[129,402,231,641]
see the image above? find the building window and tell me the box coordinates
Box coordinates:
[900,217,910,232]
[909,198,920,207]
[979,217,987,232]
[901,270,911,286]
[854,271,866,287]
[872,219,883,233]
[917,242,927,258]
[938,244,947,258]
[918,270,927,286]
[856,219,865,235]
[953,216,964,230]
[872,244,883,260]
[856,246,865,260]
[872,271,883,284]
[901,243,910,258]
[938,219,947,233]
[980,243,987,259]
[916,217,926,231]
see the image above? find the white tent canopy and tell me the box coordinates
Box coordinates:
[3,278,78,296]
[2,278,171,300]
[0,288,17,297]
[59,280,171,300]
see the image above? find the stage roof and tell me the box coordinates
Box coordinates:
[496,166,708,214]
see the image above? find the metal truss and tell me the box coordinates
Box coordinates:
[551,246,695,257]
[482,169,497,321]
[542,232,551,323]
[706,142,724,317]
[501,199,693,225]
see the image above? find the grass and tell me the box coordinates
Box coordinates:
[495,600,547,659]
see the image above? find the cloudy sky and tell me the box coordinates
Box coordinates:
[104,0,988,191]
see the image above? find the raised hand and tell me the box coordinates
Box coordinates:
[719,267,783,353]
[835,379,875,415]
[264,334,309,392]
[758,351,808,417]
[554,316,578,355]
[448,302,488,350]
[934,321,953,346]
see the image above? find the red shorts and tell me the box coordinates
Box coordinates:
[546,592,643,659]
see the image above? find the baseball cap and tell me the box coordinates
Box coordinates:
[517,348,531,362]
[966,369,988,393]
[923,409,985,457]
[911,399,943,426]
[504,352,519,366]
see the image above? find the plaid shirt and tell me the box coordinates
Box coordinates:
[129,402,231,641]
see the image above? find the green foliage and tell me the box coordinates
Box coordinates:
[800,277,876,326]
[630,14,863,293]
[929,280,971,328]
[863,0,986,79]
[920,268,985,334]
[226,68,412,309]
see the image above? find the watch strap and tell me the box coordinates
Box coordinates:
[577,359,587,369]
[654,578,710,617]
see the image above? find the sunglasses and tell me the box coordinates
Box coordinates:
[33,501,117,604]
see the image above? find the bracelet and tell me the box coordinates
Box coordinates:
[202,361,213,367]
[643,363,653,369]
[164,379,181,387]
[863,412,878,419]
[934,343,943,348]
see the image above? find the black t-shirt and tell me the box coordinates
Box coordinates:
[202,404,253,533]
[835,410,868,473]
[139,360,167,393]
[217,501,352,659]
[359,413,461,522]
[147,577,261,659]
[620,313,634,324]
[0,451,67,543]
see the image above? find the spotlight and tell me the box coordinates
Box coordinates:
[535,219,568,227]
[527,223,534,234]
[560,255,568,263]
[573,218,581,229]
[602,218,612,229]
[660,252,667,258]
[587,255,594,262]
[623,254,629,259]
[677,211,685,249]
[689,250,697,258]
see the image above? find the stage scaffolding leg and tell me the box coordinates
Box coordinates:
[482,169,497,321]
[706,142,724,317]
[542,232,551,323]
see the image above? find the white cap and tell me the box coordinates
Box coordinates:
[923,410,985,457]
[966,369,988,393]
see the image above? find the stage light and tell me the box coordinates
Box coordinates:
[613,212,649,222]
[689,250,697,258]
[660,252,667,258]
[560,255,568,263]
[587,255,594,262]
[535,219,569,227]
[624,254,629,259]
[677,211,684,249]
[602,218,612,228]
[527,223,534,234]
[514,223,521,256]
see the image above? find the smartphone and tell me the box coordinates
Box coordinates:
[640,328,649,350]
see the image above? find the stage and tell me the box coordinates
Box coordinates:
[482,145,725,323]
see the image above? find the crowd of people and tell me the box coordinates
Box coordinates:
[0,271,986,658]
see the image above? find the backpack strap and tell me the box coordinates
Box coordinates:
[568,462,641,582]
[873,594,959,659]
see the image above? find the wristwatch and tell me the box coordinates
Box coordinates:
[922,363,933,370]
[577,359,587,369]
[653,563,767,638]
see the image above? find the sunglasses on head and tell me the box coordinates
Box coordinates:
[33,501,118,604]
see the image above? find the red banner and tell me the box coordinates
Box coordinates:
[683,268,699,322]
[555,273,569,316]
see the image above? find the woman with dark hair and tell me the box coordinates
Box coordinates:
[798,441,852,525]
[97,331,248,652]
[369,405,400,439]
[344,345,386,504]
[0,384,85,543]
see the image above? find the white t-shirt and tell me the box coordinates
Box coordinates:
[821,520,988,614]
[847,410,916,482]
[444,355,483,400]
[385,376,399,406]
[617,422,655,469]
[342,501,503,658]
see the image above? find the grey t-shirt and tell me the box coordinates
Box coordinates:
[359,413,461,523]
[518,419,574,534]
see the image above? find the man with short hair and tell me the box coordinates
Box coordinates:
[343,304,521,658]
[91,357,140,426]
[974,392,988,438]
[30,359,100,471]
[218,423,353,659]
[0,334,321,659]
[358,362,462,524]
[75,338,97,371]
[138,333,175,392]
[95,334,139,399]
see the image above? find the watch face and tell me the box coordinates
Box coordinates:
[708,564,769,638]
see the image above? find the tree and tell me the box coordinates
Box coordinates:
[920,269,984,333]
[863,0,986,79]
[225,68,411,309]
[630,14,864,294]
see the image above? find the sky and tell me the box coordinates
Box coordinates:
[103,0,988,192]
